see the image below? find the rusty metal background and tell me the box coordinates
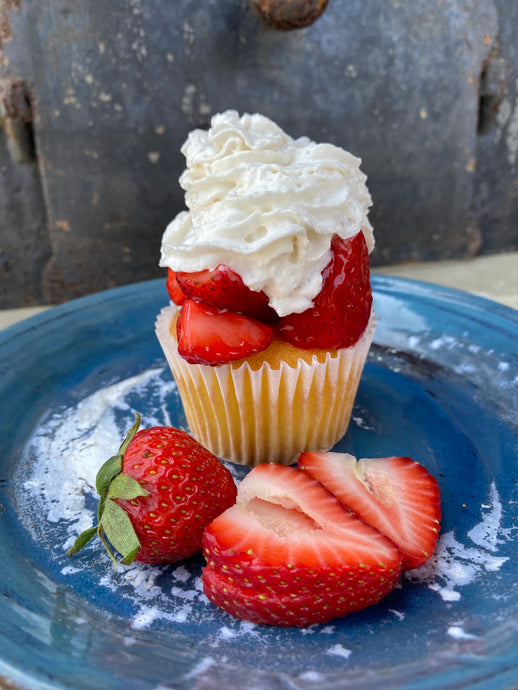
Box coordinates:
[0,0,517,307]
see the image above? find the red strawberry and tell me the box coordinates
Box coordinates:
[278,231,372,349]
[67,414,237,566]
[176,264,277,322]
[176,298,274,366]
[202,463,402,627]
[298,452,441,570]
[166,268,186,305]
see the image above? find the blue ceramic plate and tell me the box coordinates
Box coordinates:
[0,276,517,690]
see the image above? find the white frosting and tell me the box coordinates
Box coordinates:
[160,110,373,317]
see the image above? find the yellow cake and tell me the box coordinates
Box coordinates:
[156,306,376,466]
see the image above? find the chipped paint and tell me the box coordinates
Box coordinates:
[127,0,148,62]
[182,83,211,122]
[183,20,196,54]
[55,220,71,232]
[182,83,197,118]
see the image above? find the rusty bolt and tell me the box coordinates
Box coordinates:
[251,0,329,31]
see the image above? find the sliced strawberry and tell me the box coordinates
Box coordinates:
[202,463,402,626]
[176,264,277,322]
[166,269,186,305]
[176,298,274,366]
[298,452,441,570]
[278,232,372,349]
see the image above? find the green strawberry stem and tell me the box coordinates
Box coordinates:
[67,412,150,568]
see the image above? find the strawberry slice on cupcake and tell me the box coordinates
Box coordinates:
[176,299,275,366]
[176,263,277,322]
[170,229,372,359]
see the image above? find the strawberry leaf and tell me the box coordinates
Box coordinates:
[95,413,141,497]
[95,454,123,497]
[120,545,141,566]
[66,525,98,555]
[67,412,143,565]
[108,473,150,501]
[100,498,141,566]
[118,412,141,456]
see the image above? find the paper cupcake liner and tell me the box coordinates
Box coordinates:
[156,305,376,466]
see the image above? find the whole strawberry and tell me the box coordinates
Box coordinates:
[68,414,237,566]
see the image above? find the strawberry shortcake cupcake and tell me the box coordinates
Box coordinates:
[156,110,376,466]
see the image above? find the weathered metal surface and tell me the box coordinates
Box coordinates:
[0,0,516,307]
[474,0,518,258]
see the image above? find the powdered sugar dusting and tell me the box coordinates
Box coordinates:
[373,297,518,426]
[21,368,179,545]
[13,367,259,638]
[298,670,324,683]
[447,625,478,640]
[467,482,508,552]
[405,482,510,600]
[12,365,516,660]
[389,609,405,621]
[184,656,217,680]
[326,644,352,659]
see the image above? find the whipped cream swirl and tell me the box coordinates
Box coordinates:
[160,110,374,317]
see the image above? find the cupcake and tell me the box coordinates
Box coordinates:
[156,110,375,466]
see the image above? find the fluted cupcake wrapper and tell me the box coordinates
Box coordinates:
[156,305,376,466]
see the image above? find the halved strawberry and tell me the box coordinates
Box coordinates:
[176,264,277,322]
[278,231,372,349]
[202,463,402,627]
[176,299,274,366]
[298,452,441,570]
[166,269,186,305]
